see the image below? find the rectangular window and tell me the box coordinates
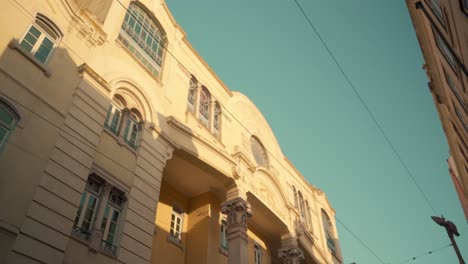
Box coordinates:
[434,28,457,71]
[72,177,102,240]
[72,175,125,256]
[170,207,183,241]
[454,104,467,134]
[220,220,228,250]
[104,104,122,135]
[427,0,445,24]
[19,17,60,64]
[254,244,262,264]
[445,72,466,113]
[100,205,121,256]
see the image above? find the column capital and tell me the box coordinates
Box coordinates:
[278,245,304,264]
[221,197,252,228]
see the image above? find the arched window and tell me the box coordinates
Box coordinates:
[254,243,262,264]
[105,96,125,135]
[119,3,166,78]
[20,14,62,64]
[298,191,306,224]
[321,210,336,256]
[123,110,142,149]
[292,186,299,209]
[306,200,313,230]
[187,76,198,112]
[104,95,143,150]
[199,86,211,126]
[0,100,20,153]
[250,136,268,168]
[213,101,221,136]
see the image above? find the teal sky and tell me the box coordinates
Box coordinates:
[166,0,467,263]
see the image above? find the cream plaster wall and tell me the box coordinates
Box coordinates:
[0,0,341,263]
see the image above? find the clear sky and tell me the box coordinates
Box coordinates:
[165,0,467,263]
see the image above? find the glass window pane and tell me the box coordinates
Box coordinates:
[0,127,8,145]
[34,38,54,63]
[0,105,15,127]
[29,26,41,38]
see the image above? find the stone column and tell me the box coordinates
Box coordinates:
[89,183,112,251]
[221,197,253,264]
[278,238,304,264]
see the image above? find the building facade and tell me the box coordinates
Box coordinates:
[0,0,343,263]
[407,0,468,222]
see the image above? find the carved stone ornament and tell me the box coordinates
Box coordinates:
[221,198,253,228]
[278,246,304,264]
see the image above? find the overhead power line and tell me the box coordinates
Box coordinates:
[291,0,438,216]
[396,243,452,264]
[8,1,393,263]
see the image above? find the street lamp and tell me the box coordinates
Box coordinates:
[431,216,465,264]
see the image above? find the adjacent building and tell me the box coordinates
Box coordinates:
[407,0,468,222]
[0,0,343,263]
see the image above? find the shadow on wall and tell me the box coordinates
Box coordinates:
[0,38,86,264]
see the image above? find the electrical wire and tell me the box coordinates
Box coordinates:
[396,243,452,264]
[3,1,429,263]
[290,0,437,216]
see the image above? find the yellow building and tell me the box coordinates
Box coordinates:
[0,0,343,263]
[407,0,468,222]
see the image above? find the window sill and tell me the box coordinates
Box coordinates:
[70,233,119,260]
[186,109,223,144]
[219,246,228,256]
[167,235,184,250]
[103,128,139,155]
[8,40,51,77]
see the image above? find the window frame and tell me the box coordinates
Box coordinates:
[170,207,184,241]
[0,100,20,154]
[73,178,102,240]
[19,15,61,65]
[123,112,141,149]
[432,27,457,73]
[199,86,211,127]
[250,136,269,168]
[118,3,166,78]
[254,243,262,264]
[321,210,337,256]
[425,0,446,27]
[220,219,228,251]
[104,103,123,135]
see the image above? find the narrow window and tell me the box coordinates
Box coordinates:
[123,111,141,149]
[445,72,466,112]
[188,76,198,112]
[0,100,19,154]
[427,0,445,24]
[104,100,124,135]
[254,244,262,264]
[199,86,211,127]
[434,29,456,71]
[298,192,306,224]
[119,4,166,78]
[220,220,228,251]
[73,176,102,240]
[170,207,183,241]
[250,136,269,168]
[322,210,337,256]
[213,101,221,137]
[306,200,313,230]
[20,15,61,64]
[100,188,124,256]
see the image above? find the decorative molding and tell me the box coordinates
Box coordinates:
[71,9,107,47]
[78,63,111,92]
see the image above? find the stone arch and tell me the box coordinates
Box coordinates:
[109,79,154,123]
[227,92,283,161]
[249,168,291,223]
